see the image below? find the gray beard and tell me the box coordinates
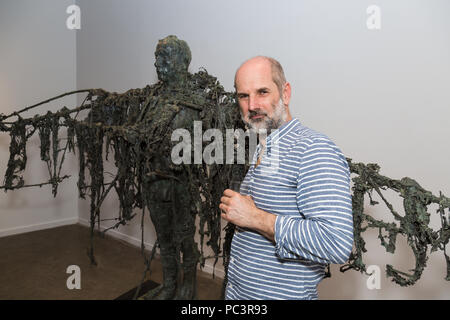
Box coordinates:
[242,99,287,134]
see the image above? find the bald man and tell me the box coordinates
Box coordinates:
[220,56,354,300]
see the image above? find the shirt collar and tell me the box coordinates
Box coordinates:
[266,118,301,145]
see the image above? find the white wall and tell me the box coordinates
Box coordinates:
[1,0,449,299]
[0,0,79,236]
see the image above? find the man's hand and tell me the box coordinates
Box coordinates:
[220,189,276,242]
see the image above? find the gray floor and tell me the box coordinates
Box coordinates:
[0,224,222,300]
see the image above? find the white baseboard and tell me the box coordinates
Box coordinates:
[77,217,225,279]
[0,217,79,238]
[77,217,154,250]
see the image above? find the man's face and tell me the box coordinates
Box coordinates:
[235,59,288,132]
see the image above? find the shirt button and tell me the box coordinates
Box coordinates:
[229,283,233,289]
[230,257,234,263]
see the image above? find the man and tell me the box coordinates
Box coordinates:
[220,56,354,299]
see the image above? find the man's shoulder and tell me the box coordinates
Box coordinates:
[290,122,336,149]
[287,122,346,161]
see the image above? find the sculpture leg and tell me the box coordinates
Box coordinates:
[143,181,178,300]
[175,237,200,299]
[173,181,200,300]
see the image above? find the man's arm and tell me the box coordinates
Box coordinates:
[274,138,354,265]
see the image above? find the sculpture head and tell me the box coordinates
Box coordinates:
[155,35,192,86]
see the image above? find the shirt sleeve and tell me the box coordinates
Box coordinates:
[274,137,354,265]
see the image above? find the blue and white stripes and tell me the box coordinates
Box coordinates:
[226,119,353,300]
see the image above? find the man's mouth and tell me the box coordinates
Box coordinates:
[249,113,266,121]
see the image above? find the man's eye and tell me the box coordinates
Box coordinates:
[238,95,248,99]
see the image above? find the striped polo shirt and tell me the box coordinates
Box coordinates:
[225,118,353,300]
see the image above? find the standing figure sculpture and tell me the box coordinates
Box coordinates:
[140,36,204,300]
[82,35,245,299]
[132,35,244,299]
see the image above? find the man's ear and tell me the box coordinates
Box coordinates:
[282,82,291,106]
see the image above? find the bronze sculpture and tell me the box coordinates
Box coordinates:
[140,35,238,299]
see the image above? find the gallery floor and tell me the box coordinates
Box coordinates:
[0,224,223,300]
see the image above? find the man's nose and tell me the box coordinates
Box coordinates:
[248,95,258,111]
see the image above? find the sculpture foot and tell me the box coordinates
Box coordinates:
[174,284,196,300]
[175,266,197,300]
[142,283,176,300]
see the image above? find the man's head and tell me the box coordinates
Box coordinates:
[154,35,191,84]
[234,56,292,132]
